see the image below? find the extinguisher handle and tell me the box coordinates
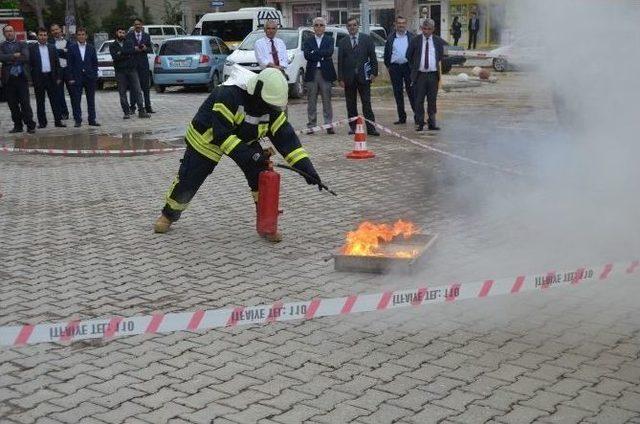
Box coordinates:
[274,163,338,196]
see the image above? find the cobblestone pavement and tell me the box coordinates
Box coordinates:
[1,73,639,423]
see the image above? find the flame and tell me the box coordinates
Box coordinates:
[341,220,419,257]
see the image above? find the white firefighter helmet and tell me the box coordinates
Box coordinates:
[246,68,288,108]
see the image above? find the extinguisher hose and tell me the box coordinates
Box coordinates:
[274,163,338,196]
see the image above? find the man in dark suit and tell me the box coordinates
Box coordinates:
[0,25,36,133]
[126,18,154,114]
[30,27,65,128]
[49,23,72,121]
[110,26,149,119]
[337,17,379,136]
[468,11,480,50]
[302,17,337,135]
[66,27,100,127]
[406,18,445,131]
[384,15,415,125]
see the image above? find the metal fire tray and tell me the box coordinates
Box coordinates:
[334,233,438,274]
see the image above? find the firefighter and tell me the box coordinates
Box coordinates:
[153,68,323,240]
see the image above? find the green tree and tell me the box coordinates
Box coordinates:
[141,0,153,24]
[101,0,137,34]
[162,0,181,25]
[0,1,19,8]
[76,1,98,35]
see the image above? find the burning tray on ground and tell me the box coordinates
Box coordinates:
[334,233,438,274]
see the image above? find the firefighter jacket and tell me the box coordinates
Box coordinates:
[184,85,319,189]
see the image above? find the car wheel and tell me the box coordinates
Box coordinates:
[289,69,305,99]
[207,72,220,92]
[493,58,508,72]
[155,84,166,93]
[96,80,104,90]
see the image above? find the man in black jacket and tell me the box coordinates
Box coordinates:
[126,18,154,114]
[49,23,72,120]
[337,17,379,136]
[468,12,480,50]
[110,27,150,119]
[302,17,336,134]
[29,27,65,128]
[383,16,415,125]
[406,18,445,131]
[0,25,36,133]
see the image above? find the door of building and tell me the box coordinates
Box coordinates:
[430,5,441,36]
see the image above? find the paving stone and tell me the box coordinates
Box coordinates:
[495,405,547,423]
[271,405,323,424]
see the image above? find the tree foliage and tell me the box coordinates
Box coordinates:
[76,1,98,35]
[162,0,181,26]
[140,0,153,24]
[101,0,137,34]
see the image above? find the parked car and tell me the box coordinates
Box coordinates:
[489,40,542,72]
[223,26,352,99]
[153,36,231,93]
[128,25,187,46]
[441,45,467,74]
[96,40,157,90]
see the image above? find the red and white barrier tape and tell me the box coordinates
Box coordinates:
[362,118,525,176]
[1,260,637,348]
[0,145,186,156]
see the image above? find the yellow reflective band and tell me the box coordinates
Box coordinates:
[251,191,259,203]
[284,147,308,166]
[220,134,241,155]
[258,123,269,138]
[213,103,235,124]
[270,112,287,134]
[235,111,245,124]
[185,124,221,162]
[164,176,189,211]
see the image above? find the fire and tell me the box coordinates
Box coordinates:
[341,220,419,257]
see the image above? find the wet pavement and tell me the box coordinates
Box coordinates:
[1,70,639,423]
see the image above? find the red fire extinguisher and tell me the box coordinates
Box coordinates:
[256,162,281,241]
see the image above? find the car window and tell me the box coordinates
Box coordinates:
[336,32,348,45]
[148,27,163,36]
[218,39,231,55]
[176,27,186,35]
[99,41,112,53]
[372,29,387,39]
[325,31,335,45]
[301,30,314,46]
[238,30,300,50]
[160,39,203,55]
[210,39,221,54]
[163,27,177,36]
[202,20,253,43]
[368,31,386,47]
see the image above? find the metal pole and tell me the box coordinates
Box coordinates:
[361,0,370,34]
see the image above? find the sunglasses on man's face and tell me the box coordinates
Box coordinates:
[314,24,325,27]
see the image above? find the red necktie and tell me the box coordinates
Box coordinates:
[424,36,429,70]
[270,39,280,67]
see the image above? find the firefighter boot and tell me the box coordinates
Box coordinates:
[154,214,172,233]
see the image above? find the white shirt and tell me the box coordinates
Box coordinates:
[54,37,67,68]
[38,43,51,73]
[315,35,323,67]
[78,43,87,61]
[390,32,409,64]
[254,36,288,69]
[419,35,437,72]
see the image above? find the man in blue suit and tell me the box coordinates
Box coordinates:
[302,17,337,135]
[66,27,100,127]
[126,18,154,114]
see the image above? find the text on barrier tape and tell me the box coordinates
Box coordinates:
[0,260,637,348]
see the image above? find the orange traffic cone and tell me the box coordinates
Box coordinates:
[346,116,375,159]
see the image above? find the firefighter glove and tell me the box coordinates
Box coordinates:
[251,151,270,169]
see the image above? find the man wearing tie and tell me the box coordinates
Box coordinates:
[30,27,65,128]
[126,18,154,114]
[468,11,480,50]
[49,23,72,121]
[337,17,379,136]
[66,27,100,127]
[406,18,445,131]
[383,16,415,125]
[254,20,288,74]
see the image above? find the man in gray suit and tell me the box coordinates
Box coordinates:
[337,17,379,136]
[406,18,445,131]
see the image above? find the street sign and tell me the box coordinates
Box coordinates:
[210,1,224,6]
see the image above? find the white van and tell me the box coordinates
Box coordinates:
[192,7,283,50]
[128,25,187,45]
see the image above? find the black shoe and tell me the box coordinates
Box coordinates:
[327,128,335,135]
[74,122,82,128]
[146,107,155,113]
[138,111,151,119]
[54,122,66,128]
[428,124,441,131]
[27,127,36,134]
[38,123,47,129]
[130,106,136,114]
[416,125,424,132]
[306,128,314,135]
[368,131,380,137]
[123,114,131,120]
[393,119,406,125]
[9,127,23,133]
[89,122,101,127]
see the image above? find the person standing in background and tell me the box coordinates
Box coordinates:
[67,27,100,127]
[49,23,71,120]
[383,16,415,125]
[254,20,288,74]
[337,17,379,136]
[127,18,154,114]
[302,17,336,135]
[468,11,480,50]
[30,27,65,128]
[450,16,462,46]
[0,25,36,133]
[110,27,150,120]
